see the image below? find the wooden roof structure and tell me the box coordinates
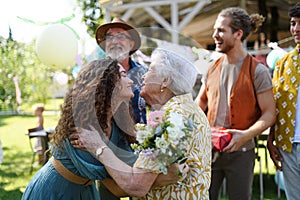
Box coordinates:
[99,0,298,49]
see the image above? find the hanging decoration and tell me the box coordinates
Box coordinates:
[266,49,286,70]
[72,65,81,79]
[18,15,79,70]
[72,54,82,78]
[54,72,69,85]
[266,42,287,70]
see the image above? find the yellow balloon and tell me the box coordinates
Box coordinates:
[36,24,78,69]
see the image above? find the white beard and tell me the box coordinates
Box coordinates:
[106,44,130,62]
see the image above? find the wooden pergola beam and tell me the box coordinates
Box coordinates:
[100,0,211,44]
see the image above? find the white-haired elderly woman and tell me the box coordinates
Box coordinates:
[79,48,211,199]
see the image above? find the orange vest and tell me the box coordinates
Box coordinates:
[205,54,261,130]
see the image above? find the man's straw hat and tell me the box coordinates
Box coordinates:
[95,18,141,55]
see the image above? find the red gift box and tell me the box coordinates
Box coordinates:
[211,126,232,152]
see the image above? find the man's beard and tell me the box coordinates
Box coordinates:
[106,44,130,62]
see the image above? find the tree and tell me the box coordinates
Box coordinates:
[0,38,28,111]
[77,0,105,38]
[0,37,61,111]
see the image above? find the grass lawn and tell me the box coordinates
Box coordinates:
[0,113,286,200]
[0,113,59,200]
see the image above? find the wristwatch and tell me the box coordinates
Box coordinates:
[96,146,108,157]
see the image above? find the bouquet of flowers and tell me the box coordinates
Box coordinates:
[131,109,194,174]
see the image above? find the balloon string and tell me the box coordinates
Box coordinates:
[61,23,80,40]
[16,14,80,40]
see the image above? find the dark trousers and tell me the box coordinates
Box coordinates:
[209,149,256,200]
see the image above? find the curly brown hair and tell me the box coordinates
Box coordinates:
[51,57,135,148]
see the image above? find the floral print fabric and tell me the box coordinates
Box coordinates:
[273,44,300,152]
[133,93,211,200]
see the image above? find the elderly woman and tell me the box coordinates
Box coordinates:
[79,48,211,199]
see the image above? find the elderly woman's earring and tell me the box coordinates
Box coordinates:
[160,89,164,93]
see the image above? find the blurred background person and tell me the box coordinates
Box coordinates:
[254,32,270,66]
[32,104,48,165]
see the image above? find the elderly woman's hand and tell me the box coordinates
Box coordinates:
[77,125,107,156]
[152,162,189,188]
[69,133,87,150]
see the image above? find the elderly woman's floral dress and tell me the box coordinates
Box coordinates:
[133,93,211,200]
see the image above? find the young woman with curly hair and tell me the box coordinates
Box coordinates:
[22,57,138,199]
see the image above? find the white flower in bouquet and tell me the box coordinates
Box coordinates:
[167,126,185,145]
[135,125,153,144]
[168,111,185,129]
[154,135,169,153]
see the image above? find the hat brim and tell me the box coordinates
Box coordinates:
[96,22,141,55]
